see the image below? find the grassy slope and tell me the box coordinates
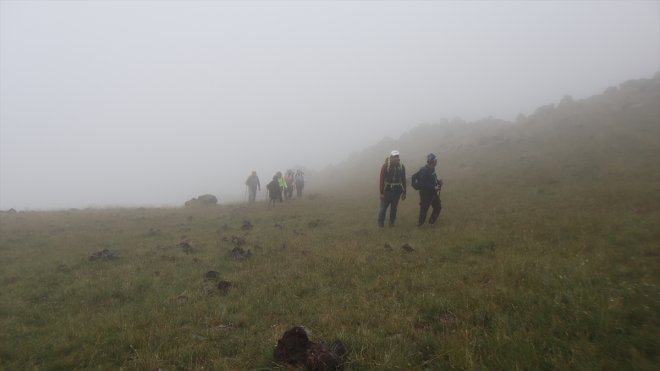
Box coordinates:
[1,76,658,370]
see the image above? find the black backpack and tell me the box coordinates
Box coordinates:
[411,170,421,191]
[267,180,279,194]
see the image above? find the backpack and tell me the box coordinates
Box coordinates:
[267,180,279,194]
[411,169,421,190]
[382,159,405,190]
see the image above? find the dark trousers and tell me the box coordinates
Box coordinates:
[248,187,257,202]
[378,190,402,227]
[418,190,441,225]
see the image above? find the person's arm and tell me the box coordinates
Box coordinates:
[401,166,407,200]
[379,165,386,198]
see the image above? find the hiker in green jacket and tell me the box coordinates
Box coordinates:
[276,171,287,202]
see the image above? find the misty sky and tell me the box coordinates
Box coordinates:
[1,1,659,210]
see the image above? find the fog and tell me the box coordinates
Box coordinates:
[1,1,658,210]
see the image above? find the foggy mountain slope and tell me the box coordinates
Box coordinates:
[314,73,660,198]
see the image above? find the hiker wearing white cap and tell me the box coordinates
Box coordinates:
[411,153,443,226]
[378,150,407,227]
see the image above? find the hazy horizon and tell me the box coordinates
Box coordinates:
[1,1,658,210]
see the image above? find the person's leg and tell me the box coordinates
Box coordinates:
[418,191,432,226]
[388,191,401,226]
[429,195,442,224]
[378,197,390,227]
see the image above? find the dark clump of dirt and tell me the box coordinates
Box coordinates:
[89,249,118,261]
[178,240,193,254]
[229,246,251,260]
[274,326,347,371]
[241,220,253,230]
[202,270,232,295]
[401,243,415,253]
[217,280,232,295]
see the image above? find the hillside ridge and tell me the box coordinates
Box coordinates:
[314,73,660,196]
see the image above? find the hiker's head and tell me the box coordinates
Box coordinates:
[427,153,437,166]
[389,150,400,165]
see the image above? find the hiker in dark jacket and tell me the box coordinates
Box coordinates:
[294,169,305,198]
[267,175,281,208]
[245,171,261,203]
[411,153,443,226]
[378,150,407,227]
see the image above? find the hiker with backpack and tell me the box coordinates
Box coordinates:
[276,171,287,202]
[411,153,443,226]
[378,150,407,228]
[267,174,281,208]
[294,169,305,198]
[284,169,295,200]
[244,171,261,203]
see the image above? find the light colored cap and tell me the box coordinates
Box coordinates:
[390,150,400,157]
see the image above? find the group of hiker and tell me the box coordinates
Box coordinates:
[243,150,443,228]
[378,150,443,228]
[244,169,305,207]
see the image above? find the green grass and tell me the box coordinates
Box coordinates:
[1,172,658,370]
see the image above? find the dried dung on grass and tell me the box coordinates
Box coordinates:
[274,326,347,370]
